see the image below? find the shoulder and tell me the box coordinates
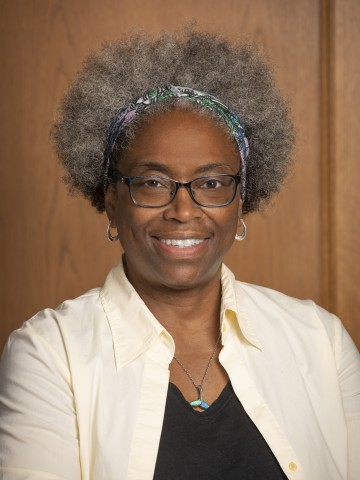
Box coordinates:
[1,287,107,368]
[236,279,318,309]
[234,280,343,347]
[23,287,103,336]
[236,279,332,319]
[233,281,360,386]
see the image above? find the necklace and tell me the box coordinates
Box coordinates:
[173,333,221,410]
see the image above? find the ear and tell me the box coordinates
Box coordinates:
[237,196,244,220]
[104,187,117,228]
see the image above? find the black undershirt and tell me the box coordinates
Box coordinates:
[153,382,288,479]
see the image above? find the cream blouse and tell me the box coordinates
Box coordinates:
[0,261,359,479]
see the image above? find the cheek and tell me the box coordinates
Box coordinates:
[115,204,155,250]
[212,205,239,246]
[111,192,135,242]
[226,198,242,238]
[225,213,239,240]
[223,196,242,226]
[116,211,142,240]
[114,188,143,227]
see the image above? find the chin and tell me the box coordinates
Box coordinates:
[154,262,222,291]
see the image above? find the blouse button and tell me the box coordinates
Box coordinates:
[288,462,297,471]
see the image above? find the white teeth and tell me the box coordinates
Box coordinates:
[160,238,205,248]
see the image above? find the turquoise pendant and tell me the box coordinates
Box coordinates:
[190,386,210,410]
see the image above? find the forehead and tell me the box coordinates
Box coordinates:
[118,108,240,176]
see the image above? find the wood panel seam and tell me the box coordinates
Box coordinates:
[320,0,334,311]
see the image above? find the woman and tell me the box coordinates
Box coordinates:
[0,30,359,480]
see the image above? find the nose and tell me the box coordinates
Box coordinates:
[163,185,202,222]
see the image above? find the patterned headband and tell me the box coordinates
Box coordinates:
[103,85,249,198]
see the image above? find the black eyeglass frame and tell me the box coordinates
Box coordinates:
[109,170,242,208]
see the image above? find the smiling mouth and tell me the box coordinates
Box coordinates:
[159,238,205,248]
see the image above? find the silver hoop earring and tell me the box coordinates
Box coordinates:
[106,222,119,242]
[235,219,247,241]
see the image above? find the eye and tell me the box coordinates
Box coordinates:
[145,179,163,188]
[135,177,169,189]
[199,178,224,189]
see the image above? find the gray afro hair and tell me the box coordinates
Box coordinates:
[52,29,294,214]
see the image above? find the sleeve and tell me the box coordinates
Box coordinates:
[0,323,82,479]
[332,316,360,480]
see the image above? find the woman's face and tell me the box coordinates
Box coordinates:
[105,108,242,292]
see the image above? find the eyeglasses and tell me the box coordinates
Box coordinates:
[110,171,241,208]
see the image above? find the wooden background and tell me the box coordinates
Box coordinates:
[0,0,359,350]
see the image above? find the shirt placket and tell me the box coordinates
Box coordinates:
[219,329,306,480]
[125,337,172,480]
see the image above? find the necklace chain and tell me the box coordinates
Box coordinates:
[173,333,221,409]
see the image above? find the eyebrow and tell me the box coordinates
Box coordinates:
[195,163,234,174]
[130,162,235,175]
[130,162,169,174]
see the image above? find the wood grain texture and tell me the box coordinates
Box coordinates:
[331,0,360,346]
[0,0,355,350]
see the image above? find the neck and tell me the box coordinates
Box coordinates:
[125,264,222,349]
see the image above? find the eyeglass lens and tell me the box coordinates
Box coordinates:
[129,175,237,207]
